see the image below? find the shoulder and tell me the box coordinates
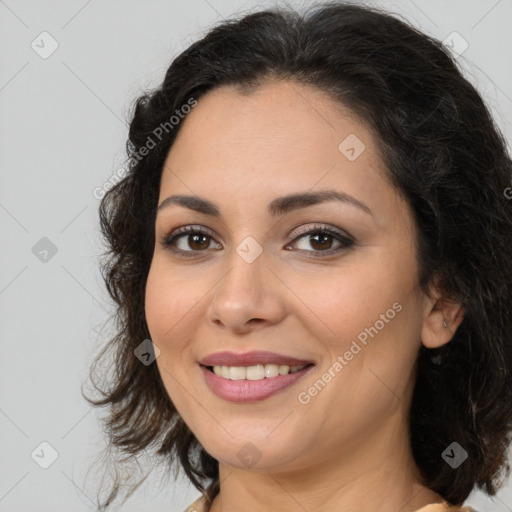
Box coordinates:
[182,495,210,512]
[182,497,479,512]
[415,503,479,512]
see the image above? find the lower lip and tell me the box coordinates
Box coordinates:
[200,364,315,403]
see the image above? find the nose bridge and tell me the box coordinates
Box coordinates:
[207,235,285,330]
[215,235,266,301]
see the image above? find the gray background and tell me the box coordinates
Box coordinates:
[1,0,511,510]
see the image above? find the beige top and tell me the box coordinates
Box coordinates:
[183,495,477,512]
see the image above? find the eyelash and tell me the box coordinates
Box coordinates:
[159,223,355,258]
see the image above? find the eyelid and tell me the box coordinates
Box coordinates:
[284,223,355,256]
[161,224,220,253]
[289,222,353,242]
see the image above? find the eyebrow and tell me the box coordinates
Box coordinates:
[157,189,373,217]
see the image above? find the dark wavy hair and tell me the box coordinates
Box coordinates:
[84,1,512,509]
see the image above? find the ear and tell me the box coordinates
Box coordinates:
[421,283,464,349]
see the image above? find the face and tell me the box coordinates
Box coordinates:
[145,80,435,473]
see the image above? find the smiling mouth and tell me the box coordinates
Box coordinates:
[202,363,315,380]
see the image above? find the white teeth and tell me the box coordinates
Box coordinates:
[279,365,290,375]
[212,363,308,380]
[265,364,280,377]
[229,366,246,380]
[246,364,265,380]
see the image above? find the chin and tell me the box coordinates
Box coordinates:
[200,432,309,472]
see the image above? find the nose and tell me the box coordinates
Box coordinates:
[205,244,287,334]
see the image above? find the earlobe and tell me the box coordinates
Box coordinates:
[421,298,465,349]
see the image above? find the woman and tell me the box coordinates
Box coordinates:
[86,2,512,511]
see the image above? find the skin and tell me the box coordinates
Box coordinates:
[145,80,464,512]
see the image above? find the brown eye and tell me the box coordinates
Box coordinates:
[308,232,335,251]
[286,225,355,256]
[186,233,211,251]
[161,226,221,257]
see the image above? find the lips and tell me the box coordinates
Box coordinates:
[201,363,316,403]
[199,350,315,367]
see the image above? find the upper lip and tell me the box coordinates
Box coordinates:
[199,351,315,367]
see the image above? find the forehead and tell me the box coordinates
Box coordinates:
[158,80,411,233]
[167,80,378,163]
[162,81,381,181]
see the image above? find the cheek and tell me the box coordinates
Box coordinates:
[295,266,420,437]
[145,265,170,342]
[144,260,197,357]
[290,258,410,344]
[295,251,421,385]
[145,261,201,413]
